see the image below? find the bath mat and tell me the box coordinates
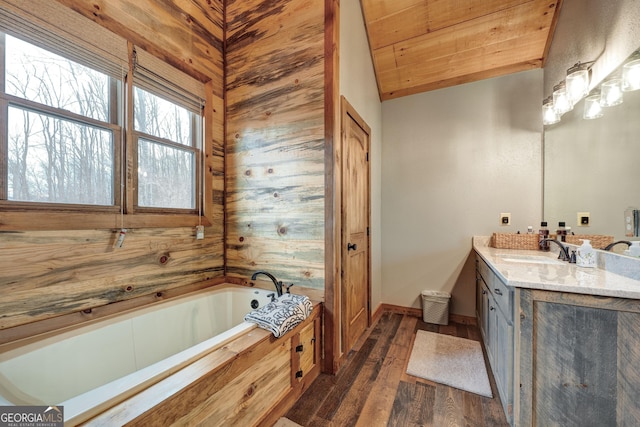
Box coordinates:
[406,330,493,398]
[273,417,303,427]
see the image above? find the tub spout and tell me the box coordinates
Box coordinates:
[251,271,283,297]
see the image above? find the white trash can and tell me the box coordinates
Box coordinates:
[421,290,450,325]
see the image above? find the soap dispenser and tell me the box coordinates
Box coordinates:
[576,239,596,268]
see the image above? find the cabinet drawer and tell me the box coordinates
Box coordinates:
[492,276,513,322]
[476,256,494,288]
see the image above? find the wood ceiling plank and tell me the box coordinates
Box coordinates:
[425,0,533,32]
[380,61,542,100]
[363,0,561,99]
[365,0,534,50]
[375,35,545,95]
[386,0,556,68]
[360,0,425,23]
[365,3,429,50]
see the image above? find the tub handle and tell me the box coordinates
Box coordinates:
[285,283,294,294]
[267,293,276,302]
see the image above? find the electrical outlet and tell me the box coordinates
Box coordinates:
[500,213,511,226]
[577,212,590,227]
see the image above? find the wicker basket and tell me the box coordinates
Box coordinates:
[491,233,540,250]
[565,234,614,249]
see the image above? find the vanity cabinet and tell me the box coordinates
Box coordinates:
[519,289,640,426]
[476,255,515,424]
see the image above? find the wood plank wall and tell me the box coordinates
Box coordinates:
[0,0,225,336]
[225,0,326,290]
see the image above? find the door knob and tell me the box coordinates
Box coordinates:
[347,242,357,251]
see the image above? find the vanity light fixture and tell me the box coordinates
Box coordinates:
[622,57,640,91]
[583,92,604,120]
[542,96,560,125]
[552,81,573,115]
[600,78,624,107]
[566,61,593,104]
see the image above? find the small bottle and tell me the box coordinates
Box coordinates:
[557,221,567,242]
[539,221,550,251]
[527,225,533,234]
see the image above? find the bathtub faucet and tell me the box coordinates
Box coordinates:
[251,271,283,297]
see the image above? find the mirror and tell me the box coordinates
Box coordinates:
[544,48,640,252]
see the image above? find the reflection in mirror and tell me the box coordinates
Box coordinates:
[544,49,640,254]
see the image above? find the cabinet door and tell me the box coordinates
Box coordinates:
[485,291,497,364]
[481,280,491,345]
[298,320,316,377]
[476,275,483,322]
[494,306,514,421]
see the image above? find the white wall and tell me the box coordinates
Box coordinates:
[381,70,544,316]
[339,1,383,311]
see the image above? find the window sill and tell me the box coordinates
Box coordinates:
[0,210,212,231]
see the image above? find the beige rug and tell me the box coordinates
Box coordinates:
[406,330,493,398]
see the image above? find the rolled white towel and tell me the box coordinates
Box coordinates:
[244,293,313,337]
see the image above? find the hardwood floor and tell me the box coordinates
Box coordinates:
[284,311,509,426]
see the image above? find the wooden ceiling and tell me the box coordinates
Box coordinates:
[360,0,562,100]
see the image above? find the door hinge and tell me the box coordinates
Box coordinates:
[367,227,370,236]
[296,370,303,378]
[296,344,304,352]
[366,152,369,161]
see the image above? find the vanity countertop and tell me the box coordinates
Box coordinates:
[473,236,640,299]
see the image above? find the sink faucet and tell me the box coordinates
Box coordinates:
[604,241,631,251]
[541,238,571,262]
[251,271,283,297]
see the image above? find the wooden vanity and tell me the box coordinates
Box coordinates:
[474,237,640,427]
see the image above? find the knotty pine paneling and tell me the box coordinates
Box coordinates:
[54,0,224,94]
[225,0,326,290]
[0,228,224,330]
[0,0,225,333]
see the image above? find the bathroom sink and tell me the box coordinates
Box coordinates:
[497,254,565,265]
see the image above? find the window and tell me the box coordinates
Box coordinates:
[0,17,206,226]
[133,87,200,211]
[3,34,118,206]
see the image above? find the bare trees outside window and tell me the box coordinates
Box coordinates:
[5,35,115,205]
[2,34,202,213]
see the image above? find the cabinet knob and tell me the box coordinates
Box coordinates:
[347,242,357,251]
[490,306,495,311]
[482,289,486,295]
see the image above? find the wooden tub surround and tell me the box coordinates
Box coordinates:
[0,285,322,426]
[85,303,322,426]
[473,236,640,426]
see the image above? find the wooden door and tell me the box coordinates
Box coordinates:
[341,97,370,353]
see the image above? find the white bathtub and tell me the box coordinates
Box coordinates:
[0,284,275,425]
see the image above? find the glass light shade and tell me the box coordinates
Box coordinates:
[542,101,560,125]
[600,78,624,107]
[566,69,590,103]
[583,94,604,119]
[553,85,573,115]
[622,58,640,91]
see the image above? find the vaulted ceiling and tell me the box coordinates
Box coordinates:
[360,0,563,100]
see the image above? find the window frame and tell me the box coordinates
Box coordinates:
[0,31,209,231]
